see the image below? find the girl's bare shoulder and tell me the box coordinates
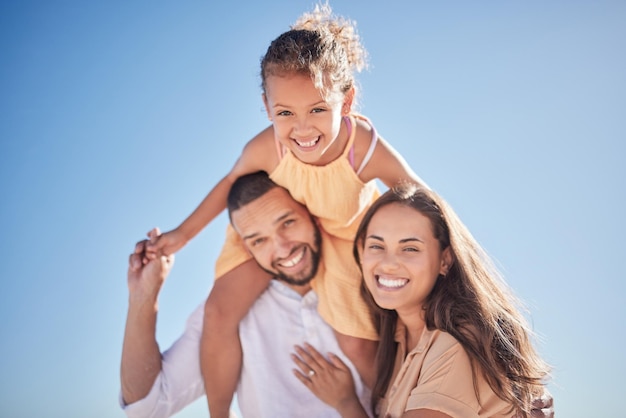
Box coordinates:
[233,125,279,176]
[351,116,377,161]
[351,116,420,186]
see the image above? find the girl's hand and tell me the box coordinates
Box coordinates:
[292,343,366,417]
[144,227,188,261]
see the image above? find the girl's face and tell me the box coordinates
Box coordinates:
[263,73,353,166]
[360,203,451,317]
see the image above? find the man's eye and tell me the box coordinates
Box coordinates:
[252,238,266,247]
[284,219,295,227]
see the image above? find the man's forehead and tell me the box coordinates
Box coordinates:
[231,188,303,235]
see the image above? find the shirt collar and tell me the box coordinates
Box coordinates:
[269,280,317,304]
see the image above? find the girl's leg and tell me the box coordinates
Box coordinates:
[334,331,378,389]
[201,258,272,418]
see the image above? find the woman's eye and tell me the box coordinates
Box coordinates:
[277,110,292,117]
[283,219,295,227]
[311,108,325,113]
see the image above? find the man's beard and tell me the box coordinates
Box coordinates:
[262,225,322,287]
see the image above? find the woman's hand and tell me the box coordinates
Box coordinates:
[292,343,368,418]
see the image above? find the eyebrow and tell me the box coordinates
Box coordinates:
[272,211,293,226]
[272,100,327,109]
[241,210,295,241]
[366,235,424,244]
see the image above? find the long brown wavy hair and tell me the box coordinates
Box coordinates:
[353,184,550,417]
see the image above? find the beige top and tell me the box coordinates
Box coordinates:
[378,322,514,418]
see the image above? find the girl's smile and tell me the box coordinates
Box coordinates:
[263,73,352,166]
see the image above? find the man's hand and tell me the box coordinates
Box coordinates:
[121,229,175,405]
[128,227,175,302]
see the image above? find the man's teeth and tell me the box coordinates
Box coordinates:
[377,276,408,288]
[296,137,319,147]
[280,249,304,267]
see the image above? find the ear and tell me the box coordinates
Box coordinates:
[439,246,453,276]
[357,244,364,266]
[342,87,355,115]
[262,93,272,121]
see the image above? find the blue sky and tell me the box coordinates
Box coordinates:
[1,1,624,417]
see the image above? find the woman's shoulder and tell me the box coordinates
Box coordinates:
[422,329,466,361]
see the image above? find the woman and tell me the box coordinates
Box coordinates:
[292,183,550,417]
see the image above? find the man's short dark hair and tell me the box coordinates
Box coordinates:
[227,171,280,220]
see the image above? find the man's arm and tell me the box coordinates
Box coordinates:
[120,237,173,404]
[120,234,209,418]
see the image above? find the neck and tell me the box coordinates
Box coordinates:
[275,278,313,296]
[397,307,427,350]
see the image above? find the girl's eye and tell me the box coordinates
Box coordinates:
[277,110,292,117]
[311,108,326,113]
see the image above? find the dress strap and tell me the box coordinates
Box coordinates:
[274,137,286,160]
[344,116,355,168]
[355,117,378,175]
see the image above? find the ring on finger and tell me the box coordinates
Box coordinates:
[308,369,315,377]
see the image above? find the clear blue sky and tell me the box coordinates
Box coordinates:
[1,1,624,417]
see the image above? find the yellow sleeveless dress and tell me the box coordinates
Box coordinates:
[215,114,380,340]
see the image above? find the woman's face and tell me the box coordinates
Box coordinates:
[360,203,450,316]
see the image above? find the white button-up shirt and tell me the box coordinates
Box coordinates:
[121,280,372,418]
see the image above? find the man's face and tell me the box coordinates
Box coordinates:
[231,187,321,286]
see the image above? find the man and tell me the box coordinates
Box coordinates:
[120,171,554,417]
[120,172,371,417]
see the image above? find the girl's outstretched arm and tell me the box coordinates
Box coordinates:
[147,126,278,257]
[149,174,235,256]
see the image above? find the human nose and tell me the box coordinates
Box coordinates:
[293,115,312,135]
[272,233,292,257]
[378,251,400,271]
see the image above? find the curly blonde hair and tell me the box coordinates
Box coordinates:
[260,3,367,101]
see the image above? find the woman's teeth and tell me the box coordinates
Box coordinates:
[377,276,408,288]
